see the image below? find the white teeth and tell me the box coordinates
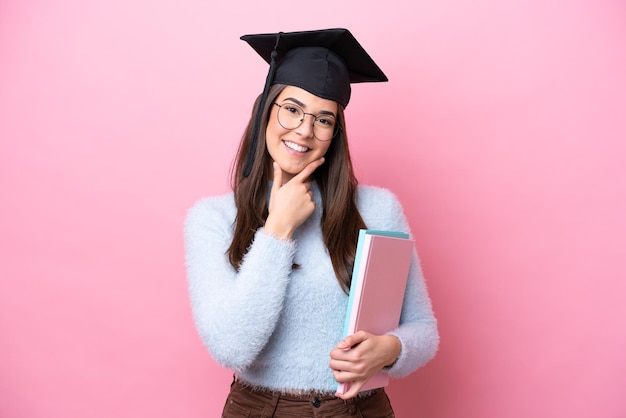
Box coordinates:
[284,141,308,152]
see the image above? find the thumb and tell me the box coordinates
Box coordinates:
[337,335,356,350]
[337,331,367,349]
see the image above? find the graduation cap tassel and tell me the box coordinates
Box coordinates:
[243,33,282,177]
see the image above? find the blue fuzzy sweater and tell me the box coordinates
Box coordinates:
[184,184,439,393]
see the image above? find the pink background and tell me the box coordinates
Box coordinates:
[1,1,625,417]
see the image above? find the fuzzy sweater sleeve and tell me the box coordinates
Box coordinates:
[357,186,439,379]
[184,195,296,371]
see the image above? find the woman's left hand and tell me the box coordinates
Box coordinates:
[330,331,401,399]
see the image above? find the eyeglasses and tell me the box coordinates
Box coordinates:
[273,102,339,142]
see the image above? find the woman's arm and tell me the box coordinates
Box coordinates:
[184,197,296,371]
[330,186,439,398]
[185,159,325,371]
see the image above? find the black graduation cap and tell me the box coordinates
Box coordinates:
[240,28,388,177]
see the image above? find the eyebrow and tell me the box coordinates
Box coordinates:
[281,97,337,118]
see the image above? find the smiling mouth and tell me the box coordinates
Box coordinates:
[283,140,310,153]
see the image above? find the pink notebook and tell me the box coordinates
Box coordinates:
[336,230,414,394]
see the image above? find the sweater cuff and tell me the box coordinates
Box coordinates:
[383,331,407,376]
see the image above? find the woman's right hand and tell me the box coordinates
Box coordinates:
[264,158,324,240]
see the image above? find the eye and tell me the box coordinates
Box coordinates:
[316,116,335,127]
[284,105,303,117]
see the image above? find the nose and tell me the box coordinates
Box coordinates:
[294,113,315,138]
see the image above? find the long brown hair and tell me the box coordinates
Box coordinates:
[228,84,367,293]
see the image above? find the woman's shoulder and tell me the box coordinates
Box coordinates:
[356,184,401,207]
[185,191,236,227]
[356,184,408,231]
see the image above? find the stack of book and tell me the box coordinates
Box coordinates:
[336,229,414,394]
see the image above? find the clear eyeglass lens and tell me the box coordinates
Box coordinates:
[277,104,304,129]
[277,104,336,141]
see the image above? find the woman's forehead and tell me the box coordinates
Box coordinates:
[276,86,338,113]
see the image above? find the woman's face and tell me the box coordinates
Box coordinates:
[266,85,337,183]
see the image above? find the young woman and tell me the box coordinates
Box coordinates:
[185,28,439,417]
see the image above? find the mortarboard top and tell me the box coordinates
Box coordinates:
[239,28,388,177]
[241,28,388,108]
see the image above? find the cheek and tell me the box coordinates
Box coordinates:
[319,141,332,156]
[264,120,278,145]
[266,120,286,144]
[265,120,283,158]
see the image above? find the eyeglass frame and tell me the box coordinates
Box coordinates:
[272,102,341,142]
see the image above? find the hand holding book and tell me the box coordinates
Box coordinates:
[331,331,402,399]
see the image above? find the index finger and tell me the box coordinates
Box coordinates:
[292,157,325,183]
